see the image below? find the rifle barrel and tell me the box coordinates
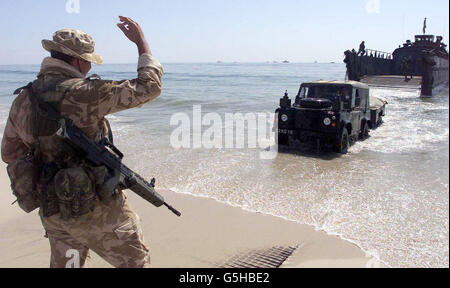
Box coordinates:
[164,203,182,217]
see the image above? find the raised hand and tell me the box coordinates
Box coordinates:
[117,16,150,55]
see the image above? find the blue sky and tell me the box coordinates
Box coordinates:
[0,0,448,64]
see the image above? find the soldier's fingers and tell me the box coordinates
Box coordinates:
[118,16,140,32]
[118,18,127,26]
[125,16,137,24]
[125,17,140,29]
[120,16,135,25]
[117,19,128,28]
[118,16,133,26]
[117,23,128,33]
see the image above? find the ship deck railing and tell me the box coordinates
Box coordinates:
[361,49,392,59]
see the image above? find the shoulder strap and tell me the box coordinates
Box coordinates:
[27,85,64,122]
[14,80,67,121]
[14,82,33,95]
[14,81,66,160]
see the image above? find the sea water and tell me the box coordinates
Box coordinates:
[0,62,448,268]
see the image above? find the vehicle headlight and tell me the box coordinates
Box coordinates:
[323,117,331,126]
[281,114,289,122]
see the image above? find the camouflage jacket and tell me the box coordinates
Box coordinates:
[1,54,163,164]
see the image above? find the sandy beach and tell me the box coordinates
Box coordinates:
[0,162,384,268]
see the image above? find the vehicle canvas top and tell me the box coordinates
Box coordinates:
[300,80,370,90]
[295,81,369,112]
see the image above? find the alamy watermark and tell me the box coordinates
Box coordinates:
[66,0,80,14]
[365,0,381,14]
[65,249,80,268]
[170,105,278,159]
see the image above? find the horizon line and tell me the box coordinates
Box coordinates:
[0,61,345,66]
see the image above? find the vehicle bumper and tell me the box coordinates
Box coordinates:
[278,129,337,144]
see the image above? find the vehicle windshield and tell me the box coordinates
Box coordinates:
[299,85,352,102]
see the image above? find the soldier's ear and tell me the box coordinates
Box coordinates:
[68,58,80,69]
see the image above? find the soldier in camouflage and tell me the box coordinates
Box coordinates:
[1,16,163,268]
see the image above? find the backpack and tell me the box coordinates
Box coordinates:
[7,80,114,218]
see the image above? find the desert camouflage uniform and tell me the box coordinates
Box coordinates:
[43,194,150,268]
[1,31,163,268]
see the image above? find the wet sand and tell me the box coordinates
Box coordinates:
[0,163,384,268]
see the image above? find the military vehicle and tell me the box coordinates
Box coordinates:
[276,80,387,153]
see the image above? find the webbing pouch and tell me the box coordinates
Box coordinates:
[6,154,40,213]
[54,167,96,220]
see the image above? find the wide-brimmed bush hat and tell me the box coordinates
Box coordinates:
[42,29,103,64]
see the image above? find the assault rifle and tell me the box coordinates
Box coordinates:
[56,118,181,217]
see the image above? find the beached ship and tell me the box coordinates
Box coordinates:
[344,20,449,97]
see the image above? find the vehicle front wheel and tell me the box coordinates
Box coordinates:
[334,128,349,154]
[359,122,370,140]
[377,113,384,126]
